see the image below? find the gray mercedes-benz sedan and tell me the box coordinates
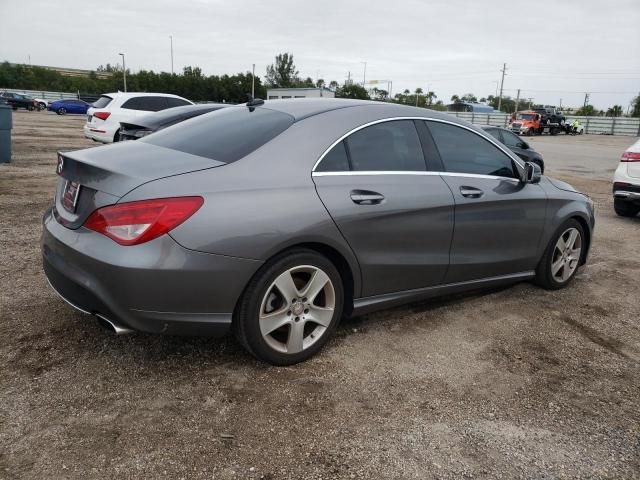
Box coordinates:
[42,99,595,365]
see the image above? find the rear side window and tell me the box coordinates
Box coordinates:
[427,121,516,178]
[92,96,112,108]
[141,107,294,163]
[121,96,168,112]
[346,120,425,171]
[316,141,350,172]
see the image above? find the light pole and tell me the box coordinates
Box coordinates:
[119,53,127,92]
[361,61,367,86]
[169,35,174,74]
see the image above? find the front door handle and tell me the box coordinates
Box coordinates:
[460,186,484,198]
[350,190,385,205]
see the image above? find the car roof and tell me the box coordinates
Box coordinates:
[257,98,459,123]
[101,92,189,100]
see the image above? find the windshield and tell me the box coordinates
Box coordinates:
[516,113,536,121]
[141,106,294,163]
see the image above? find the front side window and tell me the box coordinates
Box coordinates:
[427,121,516,178]
[346,120,425,171]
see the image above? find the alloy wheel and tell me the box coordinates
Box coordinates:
[259,265,335,354]
[551,227,582,283]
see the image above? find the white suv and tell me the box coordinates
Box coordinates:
[613,138,640,217]
[84,92,193,143]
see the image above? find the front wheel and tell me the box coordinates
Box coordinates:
[57,107,66,115]
[234,249,344,365]
[535,220,585,289]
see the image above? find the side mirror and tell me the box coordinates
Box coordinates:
[522,161,542,184]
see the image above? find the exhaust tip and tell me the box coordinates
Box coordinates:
[95,314,134,335]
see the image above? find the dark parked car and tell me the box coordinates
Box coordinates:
[119,103,229,141]
[43,100,594,365]
[481,125,545,174]
[0,92,36,110]
[48,99,91,115]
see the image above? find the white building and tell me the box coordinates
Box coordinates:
[266,87,335,100]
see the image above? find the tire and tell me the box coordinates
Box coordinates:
[234,248,344,365]
[38,102,46,110]
[535,219,585,290]
[614,198,640,217]
[113,130,120,142]
[57,107,66,115]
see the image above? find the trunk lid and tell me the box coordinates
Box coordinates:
[54,141,225,228]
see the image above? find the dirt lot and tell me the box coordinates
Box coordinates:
[1,111,639,479]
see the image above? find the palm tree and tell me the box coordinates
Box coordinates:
[606,105,623,117]
[425,91,437,106]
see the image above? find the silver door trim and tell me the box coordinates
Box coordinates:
[311,116,525,173]
[312,170,520,183]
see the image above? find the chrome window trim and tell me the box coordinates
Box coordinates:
[311,116,525,178]
[312,170,520,183]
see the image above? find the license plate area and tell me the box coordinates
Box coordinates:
[62,180,81,213]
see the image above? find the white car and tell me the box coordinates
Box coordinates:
[33,98,48,110]
[84,92,193,143]
[613,138,640,217]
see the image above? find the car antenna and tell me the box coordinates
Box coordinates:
[246,94,264,109]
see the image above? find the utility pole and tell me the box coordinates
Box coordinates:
[347,71,351,85]
[169,35,174,74]
[361,61,367,86]
[119,53,127,92]
[251,63,255,98]
[497,63,507,112]
[559,98,562,110]
[528,97,533,109]
[514,89,520,113]
[583,92,590,108]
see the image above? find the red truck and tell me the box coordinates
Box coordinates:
[509,110,562,136]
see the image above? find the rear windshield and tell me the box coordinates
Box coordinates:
[92,95,113,108]
[141,106,294,163]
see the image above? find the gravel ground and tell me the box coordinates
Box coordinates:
[1,111,639,479]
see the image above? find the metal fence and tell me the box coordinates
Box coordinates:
[445,111,640,136]
[0,88,101,103]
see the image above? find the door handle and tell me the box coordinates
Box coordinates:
[459,186,484,198]
[350,190,385,205]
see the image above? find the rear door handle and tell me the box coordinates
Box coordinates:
[350,190,385,205]
[459,186,484,198]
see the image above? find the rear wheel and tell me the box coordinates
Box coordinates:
[535,220,585,289]
[614,198,640,217]
[57,107,66,115]
[234,249,344,365]
[113,130,120,142]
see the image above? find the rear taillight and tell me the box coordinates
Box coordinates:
[621,151,640,162]
[93,111,111,121]
[84,197,204,246]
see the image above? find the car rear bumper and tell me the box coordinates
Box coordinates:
[83,124,113,143]
[41,207,262,336]
[613,182,640,204]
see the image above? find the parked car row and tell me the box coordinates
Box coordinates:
[43,98,596,365]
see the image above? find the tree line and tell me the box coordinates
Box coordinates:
[2,54,638,116]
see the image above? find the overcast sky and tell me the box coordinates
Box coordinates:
[2,0,639,109]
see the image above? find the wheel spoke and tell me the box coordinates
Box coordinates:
[551,258,564,276]
[307,305,333,327]
[567,229,579,249]
[562,263,573,281]
[260,308,291,336]
[556,235,567,251]
[301,269,330,303]
[273,270,299,301]
[287,320,305,354]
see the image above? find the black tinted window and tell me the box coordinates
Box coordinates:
[122,96,168,112]
[346,120,425,171]
[316,141,349,172]
[166,97,191,108]
[142,107,294,163]
[427,122,516,178]
[501,130,525,149]
[92,95,112,108]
